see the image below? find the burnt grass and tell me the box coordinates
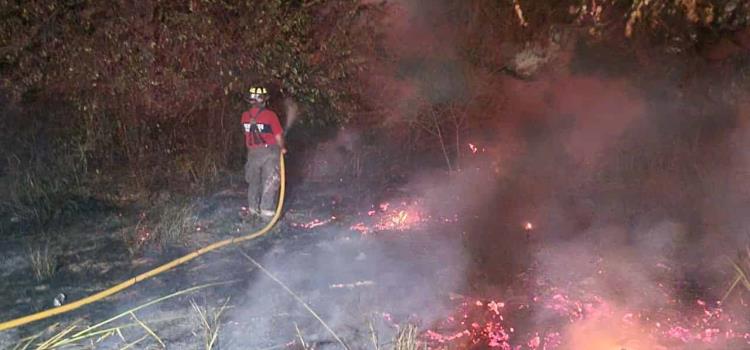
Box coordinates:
[0,131,741,349]
[0,155,473,349]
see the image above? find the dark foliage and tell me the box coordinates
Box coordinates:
[0,0,385,228]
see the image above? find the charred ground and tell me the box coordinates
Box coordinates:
[3,0,750,349]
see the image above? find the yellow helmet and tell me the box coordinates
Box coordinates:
[248,86,268,103]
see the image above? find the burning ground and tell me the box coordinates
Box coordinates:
[5,122,750,350]
[4,0,750,349]
[4,84,750,349]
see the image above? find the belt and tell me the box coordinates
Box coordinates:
[247,144,277,149]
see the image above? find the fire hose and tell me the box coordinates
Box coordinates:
[0,153,286,331]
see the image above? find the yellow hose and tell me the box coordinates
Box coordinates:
[0,153,286,331]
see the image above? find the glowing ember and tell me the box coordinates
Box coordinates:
[349,222,370,234]
[282,186,750,349]
[418,287,750,349]
[291,216,336,229]
[394,210,408,225]
[524,221,534,231]
[469,143,479,154]
[374,203,425,231]
[284,193,750,350]
[136,229,151,243]
[349,201,429,234]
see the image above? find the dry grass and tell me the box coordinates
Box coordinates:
[1,148,90,231]
[123,199,198,254]
[177,150,222,192]
[190,297,231,350]
[723,246,750,302]
[394,324,424,350]
[155,201,197,246]
[368,319,381,350]
[238,249,350,350]
[17,281,236,349]
[294,322,314,350]
[3,169,58,226]
[28,242,57,281]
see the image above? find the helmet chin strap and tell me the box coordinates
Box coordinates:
[244,96,267,106]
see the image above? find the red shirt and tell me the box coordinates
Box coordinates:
[241,107,283,148]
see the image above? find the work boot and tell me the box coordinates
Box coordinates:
[241,207,260,218]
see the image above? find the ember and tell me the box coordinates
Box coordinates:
[350,201,429,234]
[283,192,750,350]
[419,285,750,349]
[469,143,479,154]
[467,142,488,155]
[291,216,336,229]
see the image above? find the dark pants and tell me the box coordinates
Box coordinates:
[244,145,280,213]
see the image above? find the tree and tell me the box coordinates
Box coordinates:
[0,0,385,185]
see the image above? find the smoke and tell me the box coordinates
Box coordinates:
[262,61,750,346]
[364,10,750,343]
[483,52,750,348]
[536,221,687,307]
[283,97,299,135]
[222,123,507,349]
[364,0,467,126]
[224,217,467,348]
[231,1,750,348]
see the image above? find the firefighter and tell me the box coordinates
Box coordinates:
[241,86,286,218]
